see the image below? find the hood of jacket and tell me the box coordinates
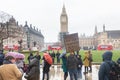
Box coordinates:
[102,51,112,61]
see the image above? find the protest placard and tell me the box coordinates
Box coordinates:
[64,33,80,52]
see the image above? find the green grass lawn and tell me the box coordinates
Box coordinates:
[80,50,120,63]
[22,50,120,64]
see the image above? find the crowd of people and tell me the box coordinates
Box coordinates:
[0,49,119,80]
[0,49,92,80]
[59,50,92,80]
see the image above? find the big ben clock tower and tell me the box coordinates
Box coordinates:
[60,5,68,32]
[59,5,69,46]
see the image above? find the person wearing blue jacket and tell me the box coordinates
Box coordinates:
[98,51,113,80]
[59,51,68,80]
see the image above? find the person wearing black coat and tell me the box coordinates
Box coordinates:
[24,58,40,80]
[51,51,55,64]
[27,53,34,64]
[0,50,4,66]
[98,51,113,80]
[42,57,51,80]
[76,55,83,79]
[56,50,60,64]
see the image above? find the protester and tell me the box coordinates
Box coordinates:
[0,56,22,80]
[34,52,41,61]
[67,52,78,80]
[59,51,68,80]
[51,51,55,64]
[27,52,34,64]
[83,51,89,74]
[34,51,41,67]
[88,50,93,72]
[76,54,83,79]
[15,58,24,74]
[98,51,113,80]
[24,57,40,80]
[42,55,51,80]
[56,50,60,64]
[15,57,24,80]
[0,50,4,66]
[75,50,79,57]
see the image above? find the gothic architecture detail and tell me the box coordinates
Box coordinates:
[79,25,120,50]
[60,5,68,32]
[59,4,69,46]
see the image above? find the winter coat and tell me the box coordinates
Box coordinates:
[42,57,51,73]
[98,51,113,80]
[83,52,89,67]
[67,54,78,70]
[27,53,34,64]
[56,52,60,58]
[77,55,83,70]
[0,52,4,65]
[0,60,22,80]
[61,55,68,72]
[24,58,40,80]
[88,53,93,66]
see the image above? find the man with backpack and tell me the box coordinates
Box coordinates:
[98,51,118,80]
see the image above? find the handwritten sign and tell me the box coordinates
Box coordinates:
[64,33,80,52]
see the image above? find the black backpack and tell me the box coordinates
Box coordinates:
[106,62,119,80]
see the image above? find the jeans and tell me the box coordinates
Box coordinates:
[42,72,49,80]
[68,69,78,80]
[77,69,82,79]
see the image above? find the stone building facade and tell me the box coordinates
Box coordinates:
[3,17,44,51]
[3,17,24,50]
[79,25,120,50]
[23,21,44,50]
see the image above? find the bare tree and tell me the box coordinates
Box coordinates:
[0,11,23,50]
[0,11,11,50]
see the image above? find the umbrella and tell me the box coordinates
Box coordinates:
[43,53,53,65]
[15,53,25,59]
[5,52,17,58]
[6,52,25,59]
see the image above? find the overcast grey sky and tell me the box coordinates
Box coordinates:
[0,0,120,42]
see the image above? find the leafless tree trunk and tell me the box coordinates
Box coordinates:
[0,22,9,50]
[0,11,11,50]
[0,39,3,50]
[0,11,23,50]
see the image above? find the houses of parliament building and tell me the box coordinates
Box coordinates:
[59,5,120,50]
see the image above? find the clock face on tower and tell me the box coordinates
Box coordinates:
[61,17,66,22]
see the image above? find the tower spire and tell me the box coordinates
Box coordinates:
[94,25,98,35]
[103,24,105,32]
[62,4,66,14]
